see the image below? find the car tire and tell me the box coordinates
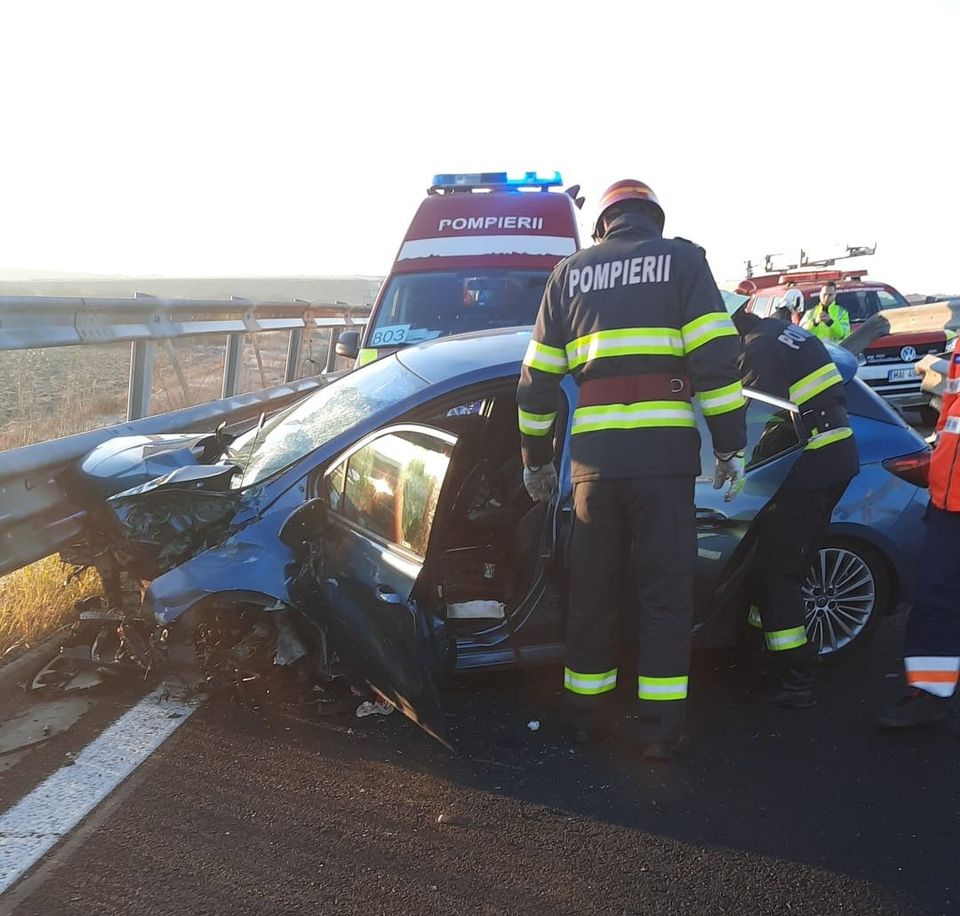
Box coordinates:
[803,538,890,663]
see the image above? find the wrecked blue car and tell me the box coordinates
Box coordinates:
[51,329,930,744]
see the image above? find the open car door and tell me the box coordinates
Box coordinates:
[692,389,810,638]
[288,424,456,747]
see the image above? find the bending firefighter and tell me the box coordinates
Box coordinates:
[879,344,960,729]
[517,179,747,759]
[733,297,859,706]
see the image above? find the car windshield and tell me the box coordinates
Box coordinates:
[226,357,429,488]
[367,269,550,347]
[804,288,909,322]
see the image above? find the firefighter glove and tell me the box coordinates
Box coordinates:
[523,464,558,503]
[713,451,745,502]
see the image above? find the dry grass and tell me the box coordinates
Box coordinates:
[0,557,102,658]
[0,330,346,451]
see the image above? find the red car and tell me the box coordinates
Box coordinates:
[739,268,948,415]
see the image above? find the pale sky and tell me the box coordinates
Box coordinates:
[1,0,957,292]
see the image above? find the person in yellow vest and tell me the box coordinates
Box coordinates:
[802,281,850,343]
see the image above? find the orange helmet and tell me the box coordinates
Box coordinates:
[592,179,664,240]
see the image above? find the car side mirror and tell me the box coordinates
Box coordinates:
[279,497,327,549]
[336,330,360,360]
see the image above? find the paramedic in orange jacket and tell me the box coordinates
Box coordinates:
[879,344,960,728]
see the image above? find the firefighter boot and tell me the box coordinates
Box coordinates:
[641,733,690,761]
[765,666,816,709]
[569,705,613,745]
[878,688,952,730]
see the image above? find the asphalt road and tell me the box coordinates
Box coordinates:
[1,611,958,916]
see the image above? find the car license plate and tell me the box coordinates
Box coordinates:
[887,368,917,383]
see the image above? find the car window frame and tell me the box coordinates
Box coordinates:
[742,387,807,469]
[697,388,807,482]
[316,422,459,564]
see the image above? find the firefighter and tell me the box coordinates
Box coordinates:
[516,180,747,759]
[781,282,805,324]
[732,299,859,706]
[801,281,850,343]
[879,344,960,728]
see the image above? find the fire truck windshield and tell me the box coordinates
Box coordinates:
[366,269,550,348]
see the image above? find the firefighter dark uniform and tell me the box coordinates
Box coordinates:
[880,346,960,728]
[734,311,859,704]
[516,180,747,755]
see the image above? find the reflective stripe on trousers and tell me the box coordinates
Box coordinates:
[564,667,618,696]
[765,626,808,652]
[904,656,960,698]
[637,675,688,701]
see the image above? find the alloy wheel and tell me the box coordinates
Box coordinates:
[802,547,877,655]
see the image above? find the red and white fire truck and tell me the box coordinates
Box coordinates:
[336,171,583,366]
[738,247,951,414]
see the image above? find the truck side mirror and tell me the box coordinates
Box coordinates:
[336,330,360,360]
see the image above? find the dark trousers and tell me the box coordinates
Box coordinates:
[566,476,696,741]
[751,481,850,663]
[902,506,960,697]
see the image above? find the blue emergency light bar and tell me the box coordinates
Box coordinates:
[429,171,563,193]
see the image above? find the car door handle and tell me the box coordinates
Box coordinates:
[696,508,730,527]
[376,584,402,605]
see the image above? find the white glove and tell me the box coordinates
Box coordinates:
[523,464,558,503]
[713,451,745,502]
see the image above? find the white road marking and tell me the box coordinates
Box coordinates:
[0,688,198,896]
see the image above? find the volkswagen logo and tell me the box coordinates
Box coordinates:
[900,345,918,362]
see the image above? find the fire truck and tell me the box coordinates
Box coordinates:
[738,246,950,415]
[336,171,583,366]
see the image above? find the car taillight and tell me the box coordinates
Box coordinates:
[882,449,931,487]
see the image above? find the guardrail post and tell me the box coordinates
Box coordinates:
[284,328,304,382]
[222,333,244,398]
[127,340,155,420]
[325,327,341,373]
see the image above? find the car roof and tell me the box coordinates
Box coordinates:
[754,280,889,295]
[394,326,530,384]
[391,325,860,388]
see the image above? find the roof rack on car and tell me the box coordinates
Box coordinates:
[745,244,877,278]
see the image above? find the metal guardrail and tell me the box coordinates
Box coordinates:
[0,295,369,419]
[0,293,370,579]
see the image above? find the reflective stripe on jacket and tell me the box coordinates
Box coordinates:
[516,211,746,482]
[935,349,960,434]
[801,302,851,343]
[739,317,859,490]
